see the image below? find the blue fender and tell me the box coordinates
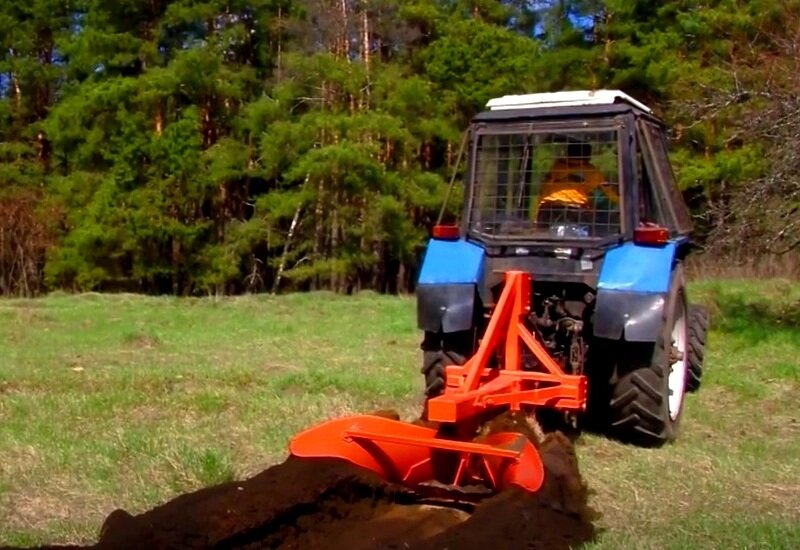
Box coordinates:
[594,241,680,342]
[416,239,485,333]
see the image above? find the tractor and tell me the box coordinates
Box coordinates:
[290,90,709,495]
[416,89,709,447]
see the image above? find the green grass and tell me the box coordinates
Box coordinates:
[1,281,799,548]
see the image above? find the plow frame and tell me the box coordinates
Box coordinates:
[290,270,588,494]
[426,270,588,423]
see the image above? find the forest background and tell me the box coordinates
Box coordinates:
[2,0,799,297]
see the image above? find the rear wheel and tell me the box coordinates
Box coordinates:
[685,304,709,393]
[420,330,473,397]
[608,270,688,447]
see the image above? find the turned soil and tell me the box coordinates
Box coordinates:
[29,416,597,550]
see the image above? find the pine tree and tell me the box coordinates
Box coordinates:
[0,1,71,295]
[1,0,795,295]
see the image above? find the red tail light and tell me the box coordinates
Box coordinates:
[634,225,670,246]
[432,224,460,240]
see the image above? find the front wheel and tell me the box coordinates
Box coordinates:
[608,270,689,447]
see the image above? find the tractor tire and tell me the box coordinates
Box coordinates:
[608,268,689,447]
[685,304,709,393]
[420,330,472,397]
[581,338,617,433]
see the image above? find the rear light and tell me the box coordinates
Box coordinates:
[634,225,670,246]
[432,224,460,240]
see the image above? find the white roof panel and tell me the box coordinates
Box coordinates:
[486,90,652,113]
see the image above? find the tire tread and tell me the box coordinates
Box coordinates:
[685,304,710,393]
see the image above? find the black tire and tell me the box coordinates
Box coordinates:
[685,304,709,393]
[420,330,473,397]
[608,268,689,447]
[581,338,617,433]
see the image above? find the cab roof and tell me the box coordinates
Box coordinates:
[474,89,661,125]
[486,90,652,112]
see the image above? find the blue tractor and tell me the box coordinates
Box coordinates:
[416,90,709,447]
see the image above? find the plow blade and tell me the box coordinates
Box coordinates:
[289,415,544,493]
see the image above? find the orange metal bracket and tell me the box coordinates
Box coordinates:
[426,270,587,423]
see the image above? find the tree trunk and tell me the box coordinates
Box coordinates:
[340,0,350,60]
[361,2,370,72]
[359,2,371,111]
[154,100,164,136]
[276,5,283,81]
[330,185,340,291]
[171,237,181,294]
[313,178,325,290]
[11,75,21,111]
[273,201,304,294]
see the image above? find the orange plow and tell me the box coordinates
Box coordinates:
[289,271,588,495]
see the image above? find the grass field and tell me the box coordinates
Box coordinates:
[1,280,799,548]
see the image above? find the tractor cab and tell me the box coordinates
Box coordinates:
[420,90,694,315]
[464,90,692,254]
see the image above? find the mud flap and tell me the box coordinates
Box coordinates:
[593,291,667,342]
[417,283,477,333]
